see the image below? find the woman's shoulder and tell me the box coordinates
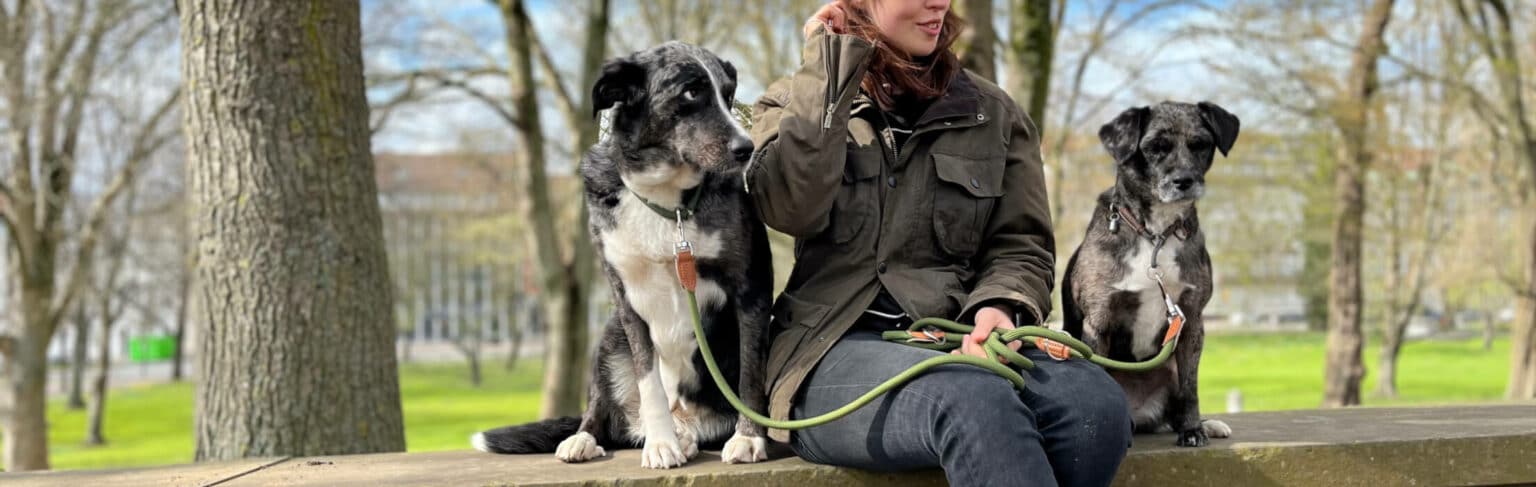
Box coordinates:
[957,70,1023,116]
[756,77,794,107]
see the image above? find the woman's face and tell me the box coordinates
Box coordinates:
[865,0,951,57]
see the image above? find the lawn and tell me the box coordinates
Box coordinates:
[12,332,1517,471]
[28,360,547,471]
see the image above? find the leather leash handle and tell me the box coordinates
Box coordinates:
[675,241,698,293]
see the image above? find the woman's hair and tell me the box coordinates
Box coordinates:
[839,0,967,111]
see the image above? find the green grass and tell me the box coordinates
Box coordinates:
[27,361,547,471]
[1199,332,1512,411]
[10,333,1518,471]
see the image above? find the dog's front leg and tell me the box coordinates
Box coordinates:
[1166,311,1223,447]
[617,300,689,468]
[722,293,770,464]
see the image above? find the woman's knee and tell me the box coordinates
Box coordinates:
[1057,363,1132,441]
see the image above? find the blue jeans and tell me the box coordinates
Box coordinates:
[790,329,1133,487]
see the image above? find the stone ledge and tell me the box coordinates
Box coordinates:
[7,404,1535,486]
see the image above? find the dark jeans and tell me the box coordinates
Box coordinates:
[790,329,1133,487]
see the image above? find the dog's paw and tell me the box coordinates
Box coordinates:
[674,425,700,460]
[1176,427,1209,447]
[640,435,688,469]
[1202,419,1232,439]
[554,432,606,463]
[720,433,768,464]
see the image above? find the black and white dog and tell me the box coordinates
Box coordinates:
[1062,101,1239,447]
[471,42,773,468]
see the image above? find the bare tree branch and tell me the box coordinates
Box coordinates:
[0,180,14,228]
[372,68,523,132]
[534,45,578,130]
[50,87,180,325]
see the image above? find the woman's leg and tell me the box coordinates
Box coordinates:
[790,331,1057,486]
[1017,348,1134,487]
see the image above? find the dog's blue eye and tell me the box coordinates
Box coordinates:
[683,89,699,101]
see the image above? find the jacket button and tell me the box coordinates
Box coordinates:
[976,113,986,121]
[970,178,980,189]
[877,261,888,274]
[887,176,897,188]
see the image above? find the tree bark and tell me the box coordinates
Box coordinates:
[959,0,997,81]
[1322,0,1395,408]
[180,0,406,460]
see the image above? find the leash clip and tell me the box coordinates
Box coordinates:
[1163,304,1186,346]
[906,327,947,344]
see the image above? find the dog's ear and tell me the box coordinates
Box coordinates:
[592,57,646,119]
[1098,106,1150,164]
[1197,101,1240,157]
[721,59,738,84]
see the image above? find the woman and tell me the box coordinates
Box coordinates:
[744,0,1132,485]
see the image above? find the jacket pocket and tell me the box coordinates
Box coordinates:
[766,292,834,390]
[828,149,880,244]
[931,152,1005,258]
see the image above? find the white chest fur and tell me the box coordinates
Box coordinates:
[599,192,728,406]
[1110,235,1184,359]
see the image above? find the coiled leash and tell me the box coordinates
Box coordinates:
[669,222,1184,431]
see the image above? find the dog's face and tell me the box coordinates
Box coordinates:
[1098,101,1240,204]
[592,42,752,180]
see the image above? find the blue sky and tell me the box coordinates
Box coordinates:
[363,0,1329,156]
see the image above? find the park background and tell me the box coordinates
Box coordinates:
[0,0,1533,473]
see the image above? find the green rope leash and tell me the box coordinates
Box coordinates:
[687,290,1181,431]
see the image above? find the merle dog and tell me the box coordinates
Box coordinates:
[471,42,773,469]
[1062,101,1239,447]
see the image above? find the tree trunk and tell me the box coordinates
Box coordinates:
[180,0,406,460]
[1377,309,1413,398]
[1006,0,1054,127]
[1,320,52,471]
[468,349,483,387]
[1323,136,1368,408]
[1376,194,1405,399]
[1510,216,1536,398]
[498,0,607,419]
[86,311,111,445]
[507,296,531,371]
[959,0,997,81]
[1322,0,1395,408]
[172,240,193,382]
[68,304,90,409]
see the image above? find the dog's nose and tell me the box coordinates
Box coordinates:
[1173,177,1196,191]
[730,138,753,162]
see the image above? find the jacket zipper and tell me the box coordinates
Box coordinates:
[821,32,837,130]
[874,109,900,164]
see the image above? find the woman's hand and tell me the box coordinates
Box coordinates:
[951,306,1024,364]
[803,2,849,39]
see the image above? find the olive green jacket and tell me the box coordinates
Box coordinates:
[746,26,1055,442]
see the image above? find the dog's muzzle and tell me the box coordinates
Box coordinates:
[729,136,752,163]
[1158,176,1204,202]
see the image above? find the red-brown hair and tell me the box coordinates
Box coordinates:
[839,0,967,111]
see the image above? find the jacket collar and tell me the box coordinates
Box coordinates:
[852,71,984,131]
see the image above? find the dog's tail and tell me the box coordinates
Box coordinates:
[470,416,582,454]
